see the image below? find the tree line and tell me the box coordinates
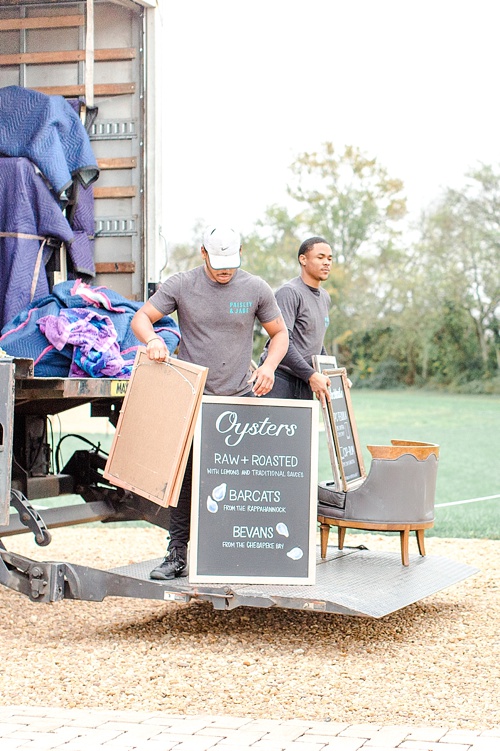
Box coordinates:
[169,143,500,393]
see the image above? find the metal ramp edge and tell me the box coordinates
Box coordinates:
[109,546,479,618]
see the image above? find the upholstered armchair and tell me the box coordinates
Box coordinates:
[318,440,439,566]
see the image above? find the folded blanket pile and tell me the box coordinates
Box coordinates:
[0,280,181,378]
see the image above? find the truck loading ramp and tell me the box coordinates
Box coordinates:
[108,545,477,618]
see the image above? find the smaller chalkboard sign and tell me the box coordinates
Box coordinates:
[313,355,339,487]
[312,354,337,373]
[322,368,365,491]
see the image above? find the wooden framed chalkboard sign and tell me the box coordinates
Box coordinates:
[189,396,319,585]
[322,368,365,492]
[104,349,208,508]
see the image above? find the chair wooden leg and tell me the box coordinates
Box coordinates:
[320,523,330,558]
[338,526,346,551]
[400,527,410,566]
[416,528,426,557]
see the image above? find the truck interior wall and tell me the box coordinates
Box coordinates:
[0,0,150,301]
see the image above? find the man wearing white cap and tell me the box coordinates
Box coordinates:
[131,225,288,579]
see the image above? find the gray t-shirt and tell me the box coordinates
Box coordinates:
[149,265,281,396]
[262,276,331,382]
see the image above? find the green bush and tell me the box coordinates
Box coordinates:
[448,374,500,395]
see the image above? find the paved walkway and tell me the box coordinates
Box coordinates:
[0,708,498,751]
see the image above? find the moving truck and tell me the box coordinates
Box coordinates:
[0,0,175,598]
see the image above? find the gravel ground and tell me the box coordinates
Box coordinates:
[1,527,498,729]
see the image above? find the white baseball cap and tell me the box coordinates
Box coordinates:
[202,225,241,269]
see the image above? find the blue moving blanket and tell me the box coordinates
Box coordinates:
[0,281,181,378]
[0,157,75,330]
[0,86,98,197]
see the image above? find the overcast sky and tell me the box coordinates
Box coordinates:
[160,0,500,245]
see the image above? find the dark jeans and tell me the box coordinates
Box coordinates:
[168,448,193,549]
[262,368,313,400]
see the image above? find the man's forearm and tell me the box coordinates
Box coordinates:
[279,340,315,382]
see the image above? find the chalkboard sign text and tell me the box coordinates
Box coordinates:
[189,396,319,584]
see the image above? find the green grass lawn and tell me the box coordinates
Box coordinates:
[317,389,500,539]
